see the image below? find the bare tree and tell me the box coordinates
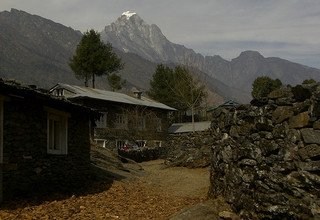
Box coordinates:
[171,66,207,131]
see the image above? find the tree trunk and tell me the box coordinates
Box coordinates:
[85,75,88,87]
[92,74,95,88]
[191,106,195,132]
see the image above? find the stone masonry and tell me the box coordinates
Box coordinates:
[1,81,94,201]
[209,83,320,219]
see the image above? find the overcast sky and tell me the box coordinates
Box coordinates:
[1,0,320,68]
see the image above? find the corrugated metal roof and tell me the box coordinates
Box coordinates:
[168,121,211,133]
[207,99,240,112]
[51,83,176,111]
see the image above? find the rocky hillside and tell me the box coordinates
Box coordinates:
[101,12,320,100]
[0,9,82,87]
[101,11,200,64]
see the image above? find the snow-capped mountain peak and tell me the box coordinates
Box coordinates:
[121,11,136,20]
[101,12,172,62]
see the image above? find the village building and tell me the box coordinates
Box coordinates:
[50,83,176,151]
[206,100,240,118]
[0,79,98,202]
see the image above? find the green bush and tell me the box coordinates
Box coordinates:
[252,76,282,99]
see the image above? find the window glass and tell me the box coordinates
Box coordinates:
[47,112,67,154]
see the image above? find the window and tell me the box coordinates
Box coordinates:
[53,88,64,97]
[156,118,162,132]
[115,114,128,129]
[96,112,107,128]
[137,116,145,130]
[46,109,68,155]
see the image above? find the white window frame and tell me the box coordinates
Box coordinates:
[45,107,69,155]
[96,112,107,128]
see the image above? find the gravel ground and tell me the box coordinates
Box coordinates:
[0,160,210,219]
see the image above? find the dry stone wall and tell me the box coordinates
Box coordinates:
[165,131,215,168]
[209,84,320,219]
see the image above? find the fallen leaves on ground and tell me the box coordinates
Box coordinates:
[0,180,202,220]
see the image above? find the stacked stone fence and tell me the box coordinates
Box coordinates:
[164,131,215,168]
[209,83,320,219]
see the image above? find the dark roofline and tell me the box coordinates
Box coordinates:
[0,79,99,116]
[51,83,176,111]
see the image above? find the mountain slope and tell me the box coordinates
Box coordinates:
[0,9,228,104]
[0,8,83,87]
[0,9,163,91]
[101,11,202,64]
[101,12,320,100]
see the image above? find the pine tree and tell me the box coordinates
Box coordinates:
[69,29,123,88]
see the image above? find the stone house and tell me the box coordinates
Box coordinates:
[50,83,175,151]
[0,79,98,202]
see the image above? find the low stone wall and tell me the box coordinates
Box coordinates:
[118,146,167,163]
[209,84,320,219]
[165,130,215,168]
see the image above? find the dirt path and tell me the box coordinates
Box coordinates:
[0,160,210,219]
[140,160,210,199]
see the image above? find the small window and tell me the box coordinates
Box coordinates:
[138,116,146,131]
[53,88,64,97]
[47,112,68,155]
[96,112,107,128]
[115,114,128,129]
[156,118,162,132]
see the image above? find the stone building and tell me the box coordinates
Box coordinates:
[50,83,175,151]
[0,79,98,202]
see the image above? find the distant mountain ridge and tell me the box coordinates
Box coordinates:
[101,11,320,99]
[0,9,227,104]
[1,9,320,104]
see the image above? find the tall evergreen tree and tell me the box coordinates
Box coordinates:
[148,64,176,107]
[69,29,123,88]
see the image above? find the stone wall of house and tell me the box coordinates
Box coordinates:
[2,97,91,200]
[209,84,320,219]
